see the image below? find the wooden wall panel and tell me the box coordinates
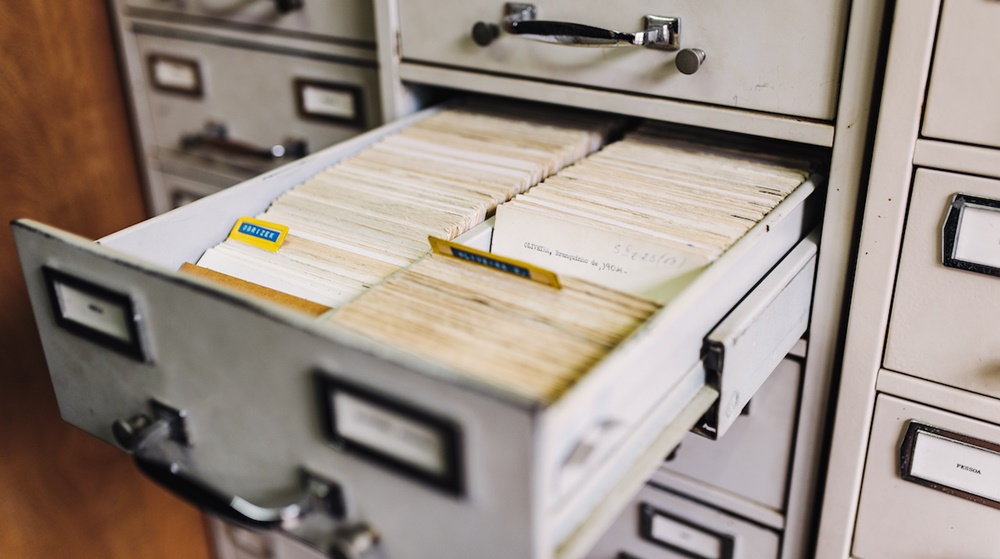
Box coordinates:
[0,2,211,558]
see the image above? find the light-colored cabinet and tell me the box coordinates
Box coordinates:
[11,0,895,557]
[110,0,381,215]
[818,0,1000,557]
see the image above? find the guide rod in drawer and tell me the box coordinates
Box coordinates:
[696,231,819,440]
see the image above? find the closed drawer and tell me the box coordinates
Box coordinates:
[660,357,803,513]
[397,0,849,120]
[854,394,1000,559]
[136,32,380,176]
[922,0,1000,150]
[885,169,1000,398]
[124,0,375,46]
[13,106,817,559]
[156,171,224,211]
[207,516,324,559]
[586,483,780,559]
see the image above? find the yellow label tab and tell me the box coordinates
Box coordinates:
[228,217,289,252]
[428,236,561,289]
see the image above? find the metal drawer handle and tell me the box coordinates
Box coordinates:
[181,121,308,161]
[114,413,315,530]
[137,456,310,528]
[472,3,679,50]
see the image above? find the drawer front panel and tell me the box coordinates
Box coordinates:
[661,357,802,513]
[398,0,849,120]
[136,33,380,174]
[586,484,780,559]
[854,394,1000,558]
[13,221,539,559]
[885,169,1000,398]
[152,171,227,213]
[923,0,1000,150]
[124,0,375,45]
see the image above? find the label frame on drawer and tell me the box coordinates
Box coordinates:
[293,78,365,128]
[639,503,735,559]
[316,372,464,496]
[942,193,1000,278]
[900,421,1000,511]
[42,266,149,363]
[147,53,204,97]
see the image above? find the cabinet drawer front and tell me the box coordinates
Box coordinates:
[136,33,380,174]
[125,0,375,46]
[398,0,848,120]
[854,394,1000,558]
[885,169,1000,398]
[661,357,802,512]
[586,484,780,559]
[923,0,1000,150]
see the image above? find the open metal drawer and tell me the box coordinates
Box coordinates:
[13,106,817,559]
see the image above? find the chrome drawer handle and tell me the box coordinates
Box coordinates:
[472,3,679,50]
[181,121,308,161]
[114,413,316,530]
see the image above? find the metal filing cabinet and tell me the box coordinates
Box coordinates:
[109,0,382,215]
[14,0,892,557]
[818,1,1000,557]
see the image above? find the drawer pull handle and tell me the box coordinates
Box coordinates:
[181,122,308,161]
[473,3,679,50]
[116,411,321,530]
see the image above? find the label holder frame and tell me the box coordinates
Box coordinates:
[899,420,1000,511]
[42,266,149,363]
[639,502,735,559]
[147,53,204,98]
[941,193,1000,278]
[315,372,464,496]
[293,78,366,128]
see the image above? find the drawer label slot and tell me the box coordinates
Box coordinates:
[640,503,734,559]
[294,78,365,127]
[942,193,1000,278]
[42,267,148,362]
[317,374,463,495]
[901,421,1000,510]
[148,54,203,97]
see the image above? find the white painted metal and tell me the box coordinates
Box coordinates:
[661,357,804,515]
[396,0,849,120]
[40,0,897,556]
[398,63,836,147]
[815,2,939,556]
[122,0,376,46]
[853,394,1000,558]
[148,171,226,212]
[134,32,380,171]
[586,483,781,559]
[877,370,1000,428]
[704,235,816,438]
[922,0,1000,150]
[913,139,1000,182]
[108,0,381,216]
[884,169,1000,398]
[781,0,890,556]
[13,115,813,556]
